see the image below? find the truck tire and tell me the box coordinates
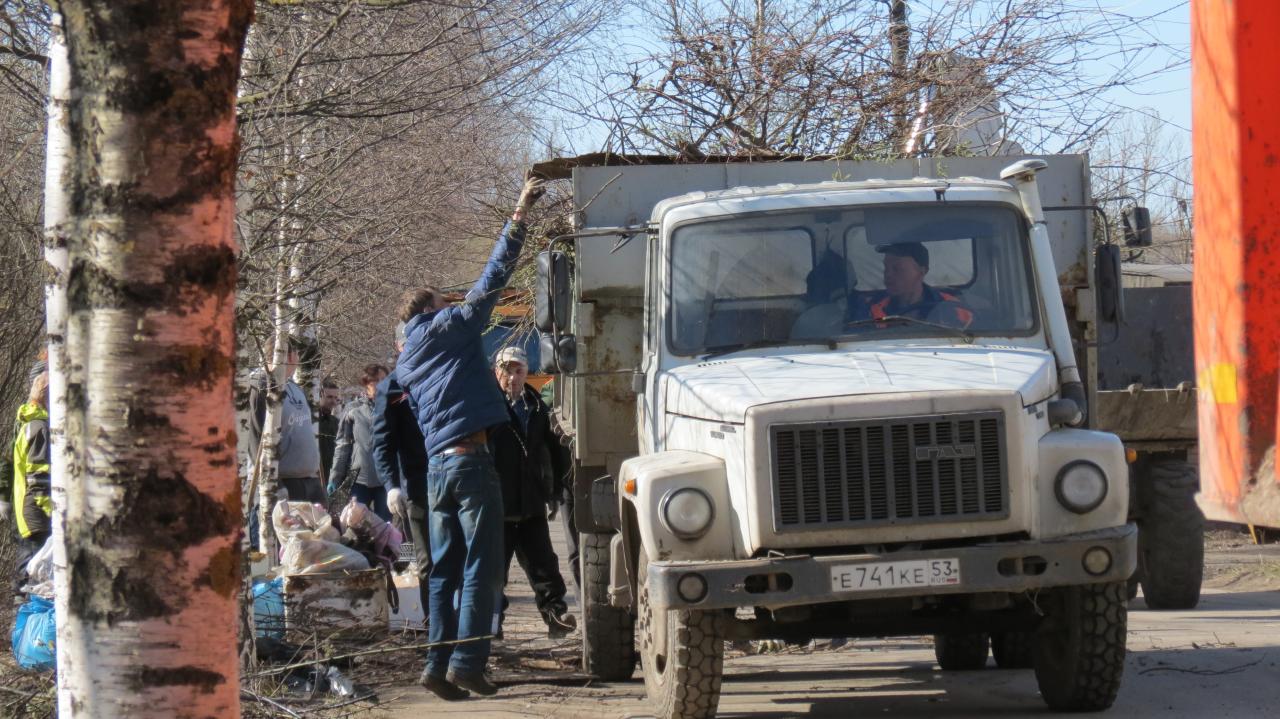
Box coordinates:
[1033,582,1127,712]
[638,550,723,719]
[581,532,636,681]
[991,631,1035,669]
[933,633,989,670]
[1138,458,1204,610]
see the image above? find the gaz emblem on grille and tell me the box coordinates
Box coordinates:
[914,444,976,460]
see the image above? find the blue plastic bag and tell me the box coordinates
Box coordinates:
[11,596,55,671]
[253,577,285,640]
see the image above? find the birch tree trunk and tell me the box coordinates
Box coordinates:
[254,265,290,561]
[42,13,73,683]
[52,1,253,716]
[290,249,321,412]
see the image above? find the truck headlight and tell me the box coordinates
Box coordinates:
[661,488,714,539]
[1055,461,1108,513]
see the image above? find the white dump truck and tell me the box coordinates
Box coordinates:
[533,155,1139,717]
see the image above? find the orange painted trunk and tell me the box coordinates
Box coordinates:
[1193,0,1280,526]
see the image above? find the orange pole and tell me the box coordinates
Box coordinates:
[1193,0,1280,525]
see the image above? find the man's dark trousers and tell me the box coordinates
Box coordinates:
[11,530,48,596]
[561,488,580,588]
[281,476,325,505]
[404,477,432,623]
[501,514,568,627]
[425,450,503,681]
[350,483,392,521]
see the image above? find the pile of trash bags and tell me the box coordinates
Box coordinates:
[11,537,56,671]
[273,498,403,577]
[10,498,407,668]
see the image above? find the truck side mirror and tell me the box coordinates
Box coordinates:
[1122,206,1153,247]
[538,332,577,374]
[1096,244,1125,324]
[536,251,571,333]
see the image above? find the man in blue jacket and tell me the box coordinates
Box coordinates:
[397,173,545,700]
[372,322,431,628]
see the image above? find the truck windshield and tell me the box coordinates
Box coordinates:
[668,204,1038,355]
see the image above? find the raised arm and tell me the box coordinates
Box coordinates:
[455,174,546,332]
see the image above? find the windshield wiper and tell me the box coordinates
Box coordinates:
[844,315,976,344]
[700,337,834,361]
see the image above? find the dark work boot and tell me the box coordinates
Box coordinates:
[419,670,469,701]
[446,669,498,697]
[545,610,578,639]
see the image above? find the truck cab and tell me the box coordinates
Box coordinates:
[536,156,1136,718]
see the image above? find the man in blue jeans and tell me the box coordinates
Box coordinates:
[396,173,545,700]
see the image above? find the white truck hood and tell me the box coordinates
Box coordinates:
[664,346,1057,422]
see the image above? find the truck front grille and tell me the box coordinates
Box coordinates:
[771,412,1007,530]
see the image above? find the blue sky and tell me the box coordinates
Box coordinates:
[1095,0,1190,136]
[551,0,1192,156]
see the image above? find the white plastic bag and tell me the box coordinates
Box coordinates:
[280,537,370,576]
[273,500,340,545]
[22,536,54,599]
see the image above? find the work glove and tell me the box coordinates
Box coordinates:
[0,500,10,522]
[520,171,546,206]
[326,481,339,496]
[387,487,409,523]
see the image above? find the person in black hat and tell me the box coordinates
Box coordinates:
[852,242,974,328]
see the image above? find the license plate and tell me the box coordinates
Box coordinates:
[830,558,962,593]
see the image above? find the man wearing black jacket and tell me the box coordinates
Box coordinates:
[372,322,431,625]
[489,347,576,638]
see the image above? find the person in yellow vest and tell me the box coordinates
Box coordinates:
[3,367,51,597]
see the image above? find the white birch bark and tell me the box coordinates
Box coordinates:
[52,2,253,716]
[254,262,290,561]
[289,245,320,412]
[43,13,75,703]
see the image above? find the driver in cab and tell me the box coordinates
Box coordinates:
[850,242,974,329]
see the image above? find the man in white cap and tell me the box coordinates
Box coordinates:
[488,346,576,638]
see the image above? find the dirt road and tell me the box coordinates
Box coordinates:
[385,531,1280,719]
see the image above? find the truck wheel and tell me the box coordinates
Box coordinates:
[1138,458,1204,610]
[581,532,636,681]
[991,631,1035,669]
[933,633,989,670]
[638,550,723,719]
[1033,582,1127,712]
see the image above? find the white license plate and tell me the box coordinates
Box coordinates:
[830,558,962,593]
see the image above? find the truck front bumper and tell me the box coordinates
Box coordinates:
[647,524,1137,610]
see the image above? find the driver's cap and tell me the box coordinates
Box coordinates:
[877,242,929,269]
